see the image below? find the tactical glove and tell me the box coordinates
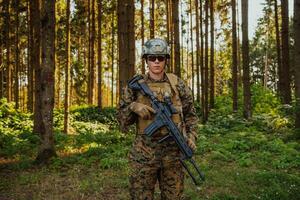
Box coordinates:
[129,102,156,120]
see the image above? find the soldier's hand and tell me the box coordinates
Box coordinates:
[129,102,156,120]
[187,136,197,152]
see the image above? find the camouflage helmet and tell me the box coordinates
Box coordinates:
[142,38,171,59]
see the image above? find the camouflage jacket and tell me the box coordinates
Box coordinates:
[117,73,199,142]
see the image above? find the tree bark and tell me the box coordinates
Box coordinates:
[4,0,11,102]
[97,0,102,109]
[63,0,71,134]
[36,0,56,164]
[32,0,42,135]
[204,0,209,122]
[242,0,251,119]
[189,0,195,99]
[28,1,34,112]
[281,0,291,104]
[150,0,155,38]
[14,0,20,109]
[117,0,135,98]
[236,0,242,85]
[0,47,2,99]
[56,60,60,108]
[209,0,215,109]
[274,0,282,93]
[88,0,91,104]
[88,0,95,105]
[195,0,201,103]
[141,0,145,74]
[111,8,115,107]
[172,0,180,77]
[168,0,174,72]
[0,2,2,98]
[200,0,205,120]
[88,0,92,104]
[294,0,300,128]
[263,1,271,89]
[232,0,238,112]
[180,1,184,74]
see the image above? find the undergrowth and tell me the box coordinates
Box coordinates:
[0,84,299,199]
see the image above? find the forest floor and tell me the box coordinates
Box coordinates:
[1,128,299,200]
[0,90,300,200]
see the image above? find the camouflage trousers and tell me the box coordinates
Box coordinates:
[129,135,184,200]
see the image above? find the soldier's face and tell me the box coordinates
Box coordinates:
[146,55,166,75]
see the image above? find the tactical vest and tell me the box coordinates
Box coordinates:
[135,73,186,137]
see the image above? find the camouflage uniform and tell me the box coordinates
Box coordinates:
[118,72,198,200]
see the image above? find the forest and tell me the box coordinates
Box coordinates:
[0,0,299,199]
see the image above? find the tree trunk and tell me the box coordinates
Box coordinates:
[263,1,271,89]
[117,0,135,97]
[189,0,195,99]
[111,8,115,107]
[87,0,90,104]
[4,0,11,102]
[91,0,96,104]
[166,0,169,43]
[180,1,184,74]
[56,60,60,108]
[150,0,155,38]
[32,0,42,135]
[200,0,205,120]
[84,40,87,103]
[14,0,20,109]
[141,0,145,74]
[88,0,95,105]
[209,0,215,109]
[168,0,174,72]
[166,0,173,65]
[0,47,2,99]
[274,0,282,93]
[236,0,242,85]
[116,45,120,105]
[28,1,34,112]
[63,0,71,134]
[97,0,102,109]
[172,0,180,77]
[195,0,201,103]
[0,2,2,98]
[204,0,209,122]
[294,0,300,128]
[242,0,251,119]
[232,0,238,112]
[36,0,56,164]
[281,0,291,104]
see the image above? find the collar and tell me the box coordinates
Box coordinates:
[145,73,168,83]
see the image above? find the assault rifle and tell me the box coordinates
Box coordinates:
[128,75,205,185]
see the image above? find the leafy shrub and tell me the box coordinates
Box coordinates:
[251,84,281,115]
[53,109,65,130]
[0,98,38,158]
[71,105,117,125]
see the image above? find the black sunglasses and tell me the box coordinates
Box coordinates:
[147,55,166,62]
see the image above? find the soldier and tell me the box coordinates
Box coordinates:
[117,38,199,200]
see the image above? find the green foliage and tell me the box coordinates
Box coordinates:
[0,99,132,170]
[251,84,281,114]
[53,109,65,129]
[248,171,300,200]
[197,84,299,171]
[71,105,117,125]
[0,99,38,158]
[1,84,299,199]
